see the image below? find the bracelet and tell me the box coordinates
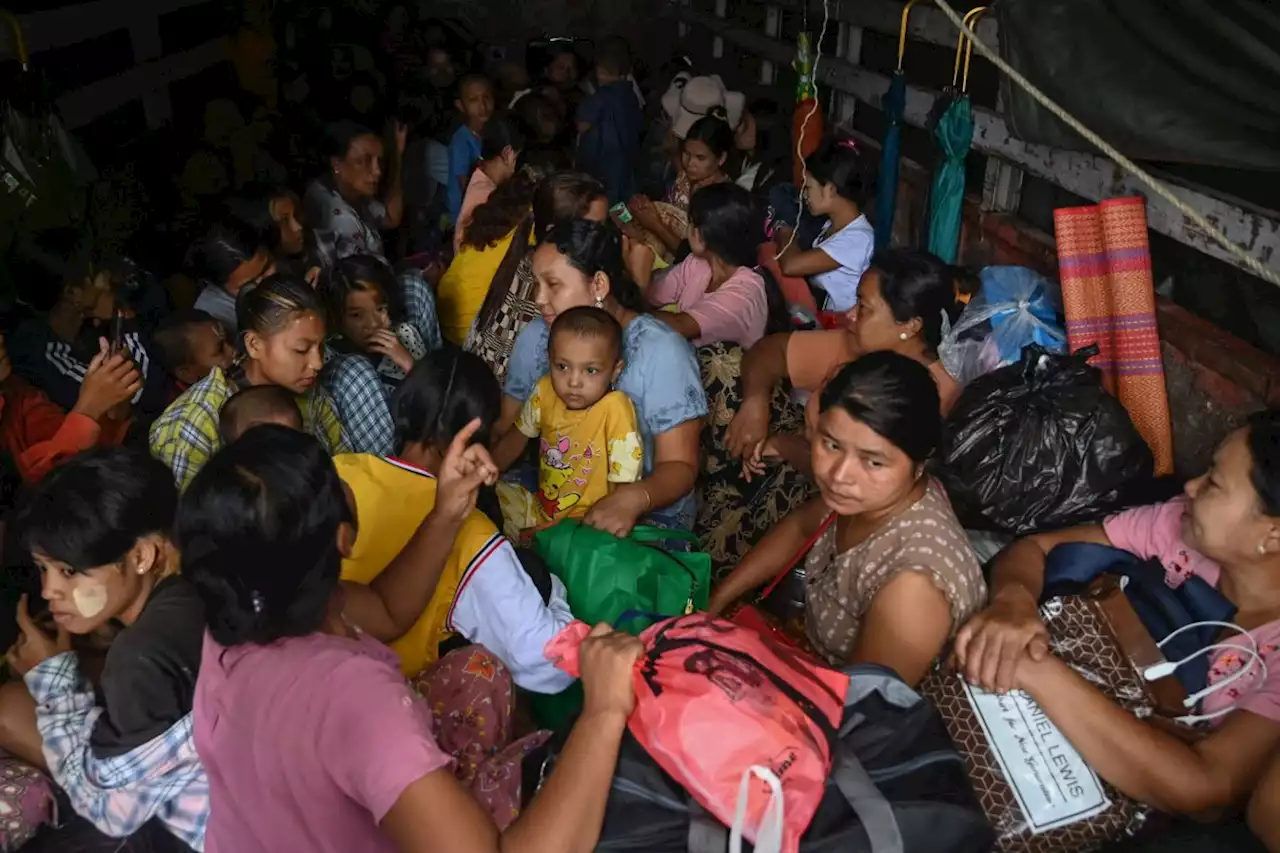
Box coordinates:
[640,485,653,513]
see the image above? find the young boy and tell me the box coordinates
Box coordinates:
[0,334,138,484]
[153,309,235,394]
[446,74,495,223]
[218,385,304,445]
[494,306,642,534]
[575,36,643,204]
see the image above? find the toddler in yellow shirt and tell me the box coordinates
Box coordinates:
[495,306,642,537]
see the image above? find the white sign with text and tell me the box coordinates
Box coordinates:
[964,683,1111,833]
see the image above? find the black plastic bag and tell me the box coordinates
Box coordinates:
[935,344,1154,535]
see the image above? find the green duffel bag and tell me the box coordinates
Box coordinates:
[529,521,711,730]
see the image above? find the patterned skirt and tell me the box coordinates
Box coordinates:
[695,343,818,612]
[410,646,550,830]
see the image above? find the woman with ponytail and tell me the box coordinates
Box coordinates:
[452,118,527,253]
[436,144,568,345]
[150,274,350,490]
[500,219,708,535]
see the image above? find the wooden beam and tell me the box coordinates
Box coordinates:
[15,0,216,55]
[58,36,228,129]
[678,7,1280,282]
[752,0,997,50]
[981,92,1024,214]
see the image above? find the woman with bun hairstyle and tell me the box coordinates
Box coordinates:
[770,135,874,312]
[710,352,984,685]
[151,274,350,490]
[501,219,707,536]
[181,424,643,853]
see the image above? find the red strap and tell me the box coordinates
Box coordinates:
[759,513,837,600]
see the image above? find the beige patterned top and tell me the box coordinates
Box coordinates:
[804,480,987,666]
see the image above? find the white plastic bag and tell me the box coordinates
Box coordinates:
[939,266,1066,387]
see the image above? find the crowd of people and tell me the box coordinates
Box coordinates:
[0,8,1277,853]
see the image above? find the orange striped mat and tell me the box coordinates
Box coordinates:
[1054,197,1173,474]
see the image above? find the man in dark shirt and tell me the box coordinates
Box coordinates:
[575,37,643,204]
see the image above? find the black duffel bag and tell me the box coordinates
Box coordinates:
[526,665,994,853]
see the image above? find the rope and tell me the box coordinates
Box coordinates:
[775,0,832,260]
[930,0,1280,287]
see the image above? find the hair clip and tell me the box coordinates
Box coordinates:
[836,138,860,153]
[251,590,266,615]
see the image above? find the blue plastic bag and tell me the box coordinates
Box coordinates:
[939,266,1066,386]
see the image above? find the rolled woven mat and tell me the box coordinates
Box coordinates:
[1054,197,1174,475]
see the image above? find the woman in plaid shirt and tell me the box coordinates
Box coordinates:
[150,275,351,491]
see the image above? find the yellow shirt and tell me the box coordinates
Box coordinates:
[516,375,643,524]
[438,227,527,345]
[334,453,502,675]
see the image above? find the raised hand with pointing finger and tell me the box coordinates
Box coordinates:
[434,417,500,525]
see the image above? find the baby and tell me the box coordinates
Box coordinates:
[219,385,304,445]
[495,307,642,535]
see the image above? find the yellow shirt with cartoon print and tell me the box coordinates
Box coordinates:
[515,375,642,524]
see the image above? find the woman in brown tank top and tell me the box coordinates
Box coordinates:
[709,351,985,685]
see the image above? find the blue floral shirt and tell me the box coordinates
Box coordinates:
[505,314,707,528]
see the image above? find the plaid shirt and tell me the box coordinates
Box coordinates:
[149,367,351,490]
[321,353,395,456]
[322,270,443,455]
[26,652,207,850]
[400,270,443,355]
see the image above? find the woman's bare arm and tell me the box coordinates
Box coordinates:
[650,311,701,341]
[848,571,952,686]
[382,627,641,853]
[773,227,840,278]
[954,523,1112,692]
[1020,656,1280,815]
[708,497,829,614]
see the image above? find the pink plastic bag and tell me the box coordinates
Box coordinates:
[546,614,850,853]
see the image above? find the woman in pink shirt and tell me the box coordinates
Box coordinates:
[647,182,788,349]
[180,425,642,853]
[956,408,1280,817]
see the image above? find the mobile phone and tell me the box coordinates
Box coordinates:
[109,310,125,356]
[610,202,633,225]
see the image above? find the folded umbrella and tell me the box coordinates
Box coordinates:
[926,7,986,264]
